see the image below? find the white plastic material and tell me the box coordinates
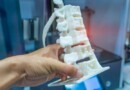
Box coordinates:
[56,19,68,31]
[70,45,92,59]
[48,67,109,87]
[53,0,64,7]
[42,0,110,87]
[65,6,82,18]
[64,52,79,64]
[55,9,65,18]
[69,30,88,44]
[42,13,56,47]
[59,36,73,47]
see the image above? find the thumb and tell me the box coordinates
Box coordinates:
[47,59,83,78]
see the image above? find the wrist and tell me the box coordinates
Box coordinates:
[0,56,26,89]
[6,56,25,75]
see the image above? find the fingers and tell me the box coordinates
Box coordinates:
[28,44,63,60]
[55,73,67,81]
[48,44,64,59]
[57,48,64,60]
[48,59,83,78]
[61,64,83,78]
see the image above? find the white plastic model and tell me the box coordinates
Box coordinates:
[42,0,110,87]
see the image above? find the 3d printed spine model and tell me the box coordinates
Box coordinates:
[42,0,110,86]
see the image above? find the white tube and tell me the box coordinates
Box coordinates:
[42,13,56,47]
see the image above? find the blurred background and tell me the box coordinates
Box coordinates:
[0,0,130,90]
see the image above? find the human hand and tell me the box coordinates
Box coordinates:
[0,44,83,89]
[15,44,82,86]
[15,55,83,87]
[28,44,63,60]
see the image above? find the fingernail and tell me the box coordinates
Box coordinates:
[75,70,83,78]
